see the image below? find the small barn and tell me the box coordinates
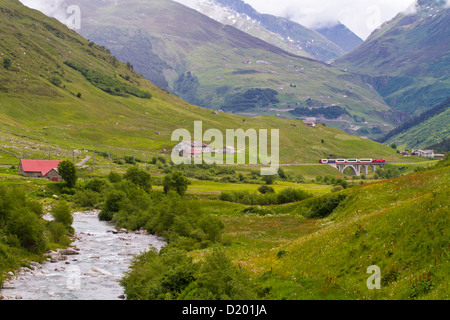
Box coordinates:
[18,159,62,182]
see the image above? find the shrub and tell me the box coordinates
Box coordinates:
[163,171,189,196]
[108,171,122,183]
[276,188,312,204]
[2,57,11,70]
[7,208,47,254]
[46,221,71,245]
[303,193,347,219]
[51,200,73,231]
[258,185,275,194]
[49,76,62,86]
[99,190,126,221]
[180,249,258,300]
[72,189,100,208]
[85,177,109,193]
[124,166,151,190]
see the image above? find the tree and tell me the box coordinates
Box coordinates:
[163,171,189,196]
[58,160,77,188]
[124,166,151,190]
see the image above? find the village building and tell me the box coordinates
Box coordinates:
[173,141,212,158]
[215,146,236,154]
[412,150,435,158]
[18,159,62,182]
[303,117,316,127]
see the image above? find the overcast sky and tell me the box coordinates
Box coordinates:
[242,0,418,39]
[19,0,425,39]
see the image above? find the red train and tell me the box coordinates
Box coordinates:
[319,159,386,164]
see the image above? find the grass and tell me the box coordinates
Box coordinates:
[187,162,449,300]
[181,179,333,195]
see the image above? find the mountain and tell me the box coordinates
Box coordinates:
[316,22,363,53]
[44,0,401,137]
[335,0,450,116]
[175,0,347,61]
[0,0,402,166]
[381,98,450,150]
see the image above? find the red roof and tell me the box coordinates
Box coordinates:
[20,160,60,176]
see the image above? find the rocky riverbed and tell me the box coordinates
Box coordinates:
[0,211,166,300]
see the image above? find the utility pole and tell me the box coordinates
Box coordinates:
[48,150,51,160]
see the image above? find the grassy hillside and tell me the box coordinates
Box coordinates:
[202,159,449,299]
[63,0,399,136]
[382,98,450,150]
[0,0,405,167]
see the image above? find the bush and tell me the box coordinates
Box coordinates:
[85,177,109,193]
[7,208,48,254]
[47,221,71,245]
[49,76,62,86]
[303,193,347,219]
[124,167,151,191]
[220,188,311,206]
[258,185,275,194]
[51,200,73,231]
[2,57,11,70]
[108,171,122,183]
[276,188,312,204]
[99,190,126,221]
[163,171,189,196]
[180,249,258,300]
[72,189,100,208]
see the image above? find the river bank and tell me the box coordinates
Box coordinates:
[0,210,166,300]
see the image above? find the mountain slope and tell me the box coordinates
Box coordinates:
[175,0,346,61]
[335,0,450,116]
[53,0,401,137]
[381,98,450,150]
[0,0,403,165]
[316,22,363,53]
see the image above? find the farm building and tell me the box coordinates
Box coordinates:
[173,141,212,156]
[18,159,62,182]
[215,146,236,154]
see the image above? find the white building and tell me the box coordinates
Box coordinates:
[173,141,212,158]
[413,150,435,158]
[215,146,236,154]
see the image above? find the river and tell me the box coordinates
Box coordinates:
[0,211,166,300]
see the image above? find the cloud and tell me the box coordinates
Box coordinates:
[243,0,417,39]
[19,0,68,22]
